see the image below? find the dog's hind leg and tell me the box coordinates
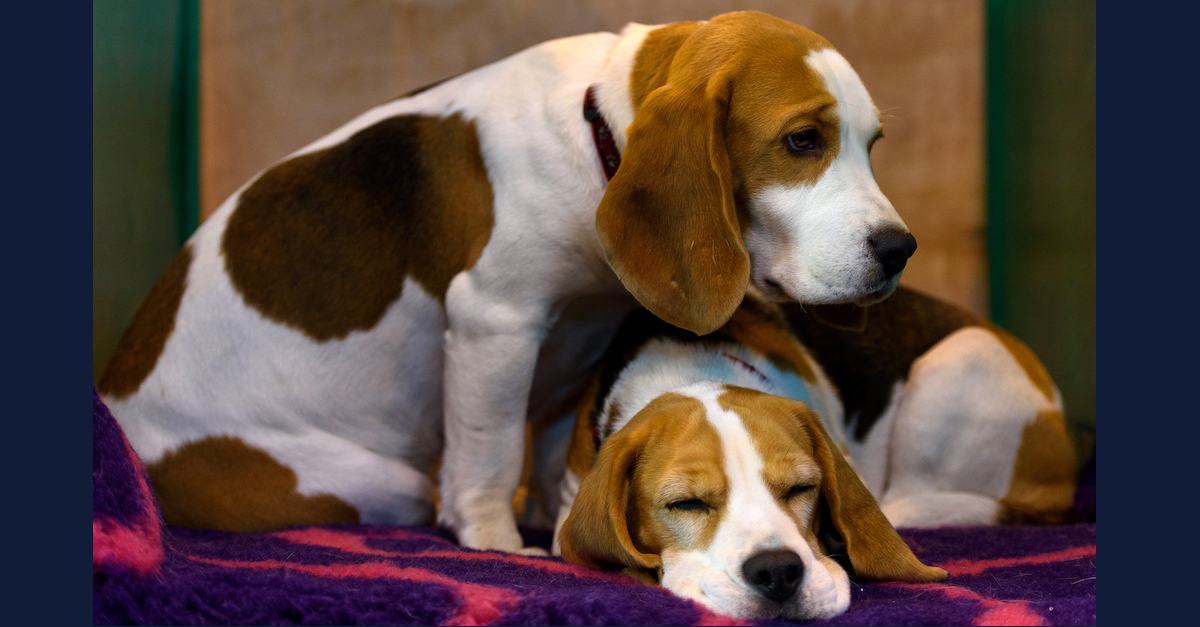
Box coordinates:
[881,492,1001,528]
[147,428,435,531]
[875,327,1075,527]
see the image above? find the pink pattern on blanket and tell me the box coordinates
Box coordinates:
[274,527,643,583]
[92,516,164,576]
[92,397,164,576]
[183,554,519,626]
[888,582,1048,626]
[938,545,1096,577]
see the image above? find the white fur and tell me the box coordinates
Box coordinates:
[590,339,835,443]
[744,48,909,306]
[869,327,1062,528]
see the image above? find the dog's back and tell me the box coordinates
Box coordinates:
[97,31,627,533]
[784,286,1077,526]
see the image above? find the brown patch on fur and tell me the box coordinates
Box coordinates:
[147,435,360,532]
[999,408,1077,525]
[718,17,841,202]
[784,286,983,439]
[629,21,703,109]
[222,113,494,341]
[596,72,747,335]
[628,397,726,556]
[98,245,193,399]
[718,387,946,583]
[989,327,1058,404]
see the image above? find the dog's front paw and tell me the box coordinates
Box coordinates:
[456,526,546,555]
[455,523,526,553]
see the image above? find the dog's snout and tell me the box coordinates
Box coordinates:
[869,227,917,278]
[742,549,805,603]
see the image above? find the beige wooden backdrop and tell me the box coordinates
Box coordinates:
[201,0,985,315]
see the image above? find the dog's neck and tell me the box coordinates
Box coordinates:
[588,22,663,157]
[595,338,809,446]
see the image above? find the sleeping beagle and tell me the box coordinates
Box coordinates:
[98,12,917,553]
[554,299,949,620]
[553,289,1077,536]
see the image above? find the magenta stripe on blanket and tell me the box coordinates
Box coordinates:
[274,527,640,583]
[939,544,1096,577]
[181,554,520,626]
[92,386,164,576]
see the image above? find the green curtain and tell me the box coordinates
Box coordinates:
[987,0,1096,455]
[93,0,199,381]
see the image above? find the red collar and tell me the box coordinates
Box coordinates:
[584,86,621,180]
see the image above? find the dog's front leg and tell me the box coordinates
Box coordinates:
[437,280,550,553]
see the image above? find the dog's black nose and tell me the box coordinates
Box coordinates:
[869,227,917,278]
[743,549,805,603]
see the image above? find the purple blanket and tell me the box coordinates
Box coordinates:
[93,387,1096,625]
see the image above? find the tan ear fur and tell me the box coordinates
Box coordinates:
[596,63,749,336]
[811,303,869,332]
[559,421,662,581]
[791,400,947,583]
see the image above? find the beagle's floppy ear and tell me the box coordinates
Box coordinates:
[790,400,946,583]
[559,421,662,583]
[596,68,749,336]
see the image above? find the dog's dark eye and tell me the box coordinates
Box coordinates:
[784,129,819,154]
[784,484,816,500]
[667,498,712,513]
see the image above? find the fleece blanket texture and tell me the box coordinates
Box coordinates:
[93,387,1096,626]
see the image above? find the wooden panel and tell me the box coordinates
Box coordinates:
[201,0,984,315]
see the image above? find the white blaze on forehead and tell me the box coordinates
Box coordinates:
[804,48,881,150]
[684,383,810,555]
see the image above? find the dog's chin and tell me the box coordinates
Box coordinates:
[851,284,897,307]
[753,274,900,307]
[669,570,827,622]
[696,592,825,622]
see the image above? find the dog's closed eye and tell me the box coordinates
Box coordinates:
[666,498,714,514]
[782,484,816,501]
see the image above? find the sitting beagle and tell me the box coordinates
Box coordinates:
[554,300,948,620]
[98,12,918,553]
